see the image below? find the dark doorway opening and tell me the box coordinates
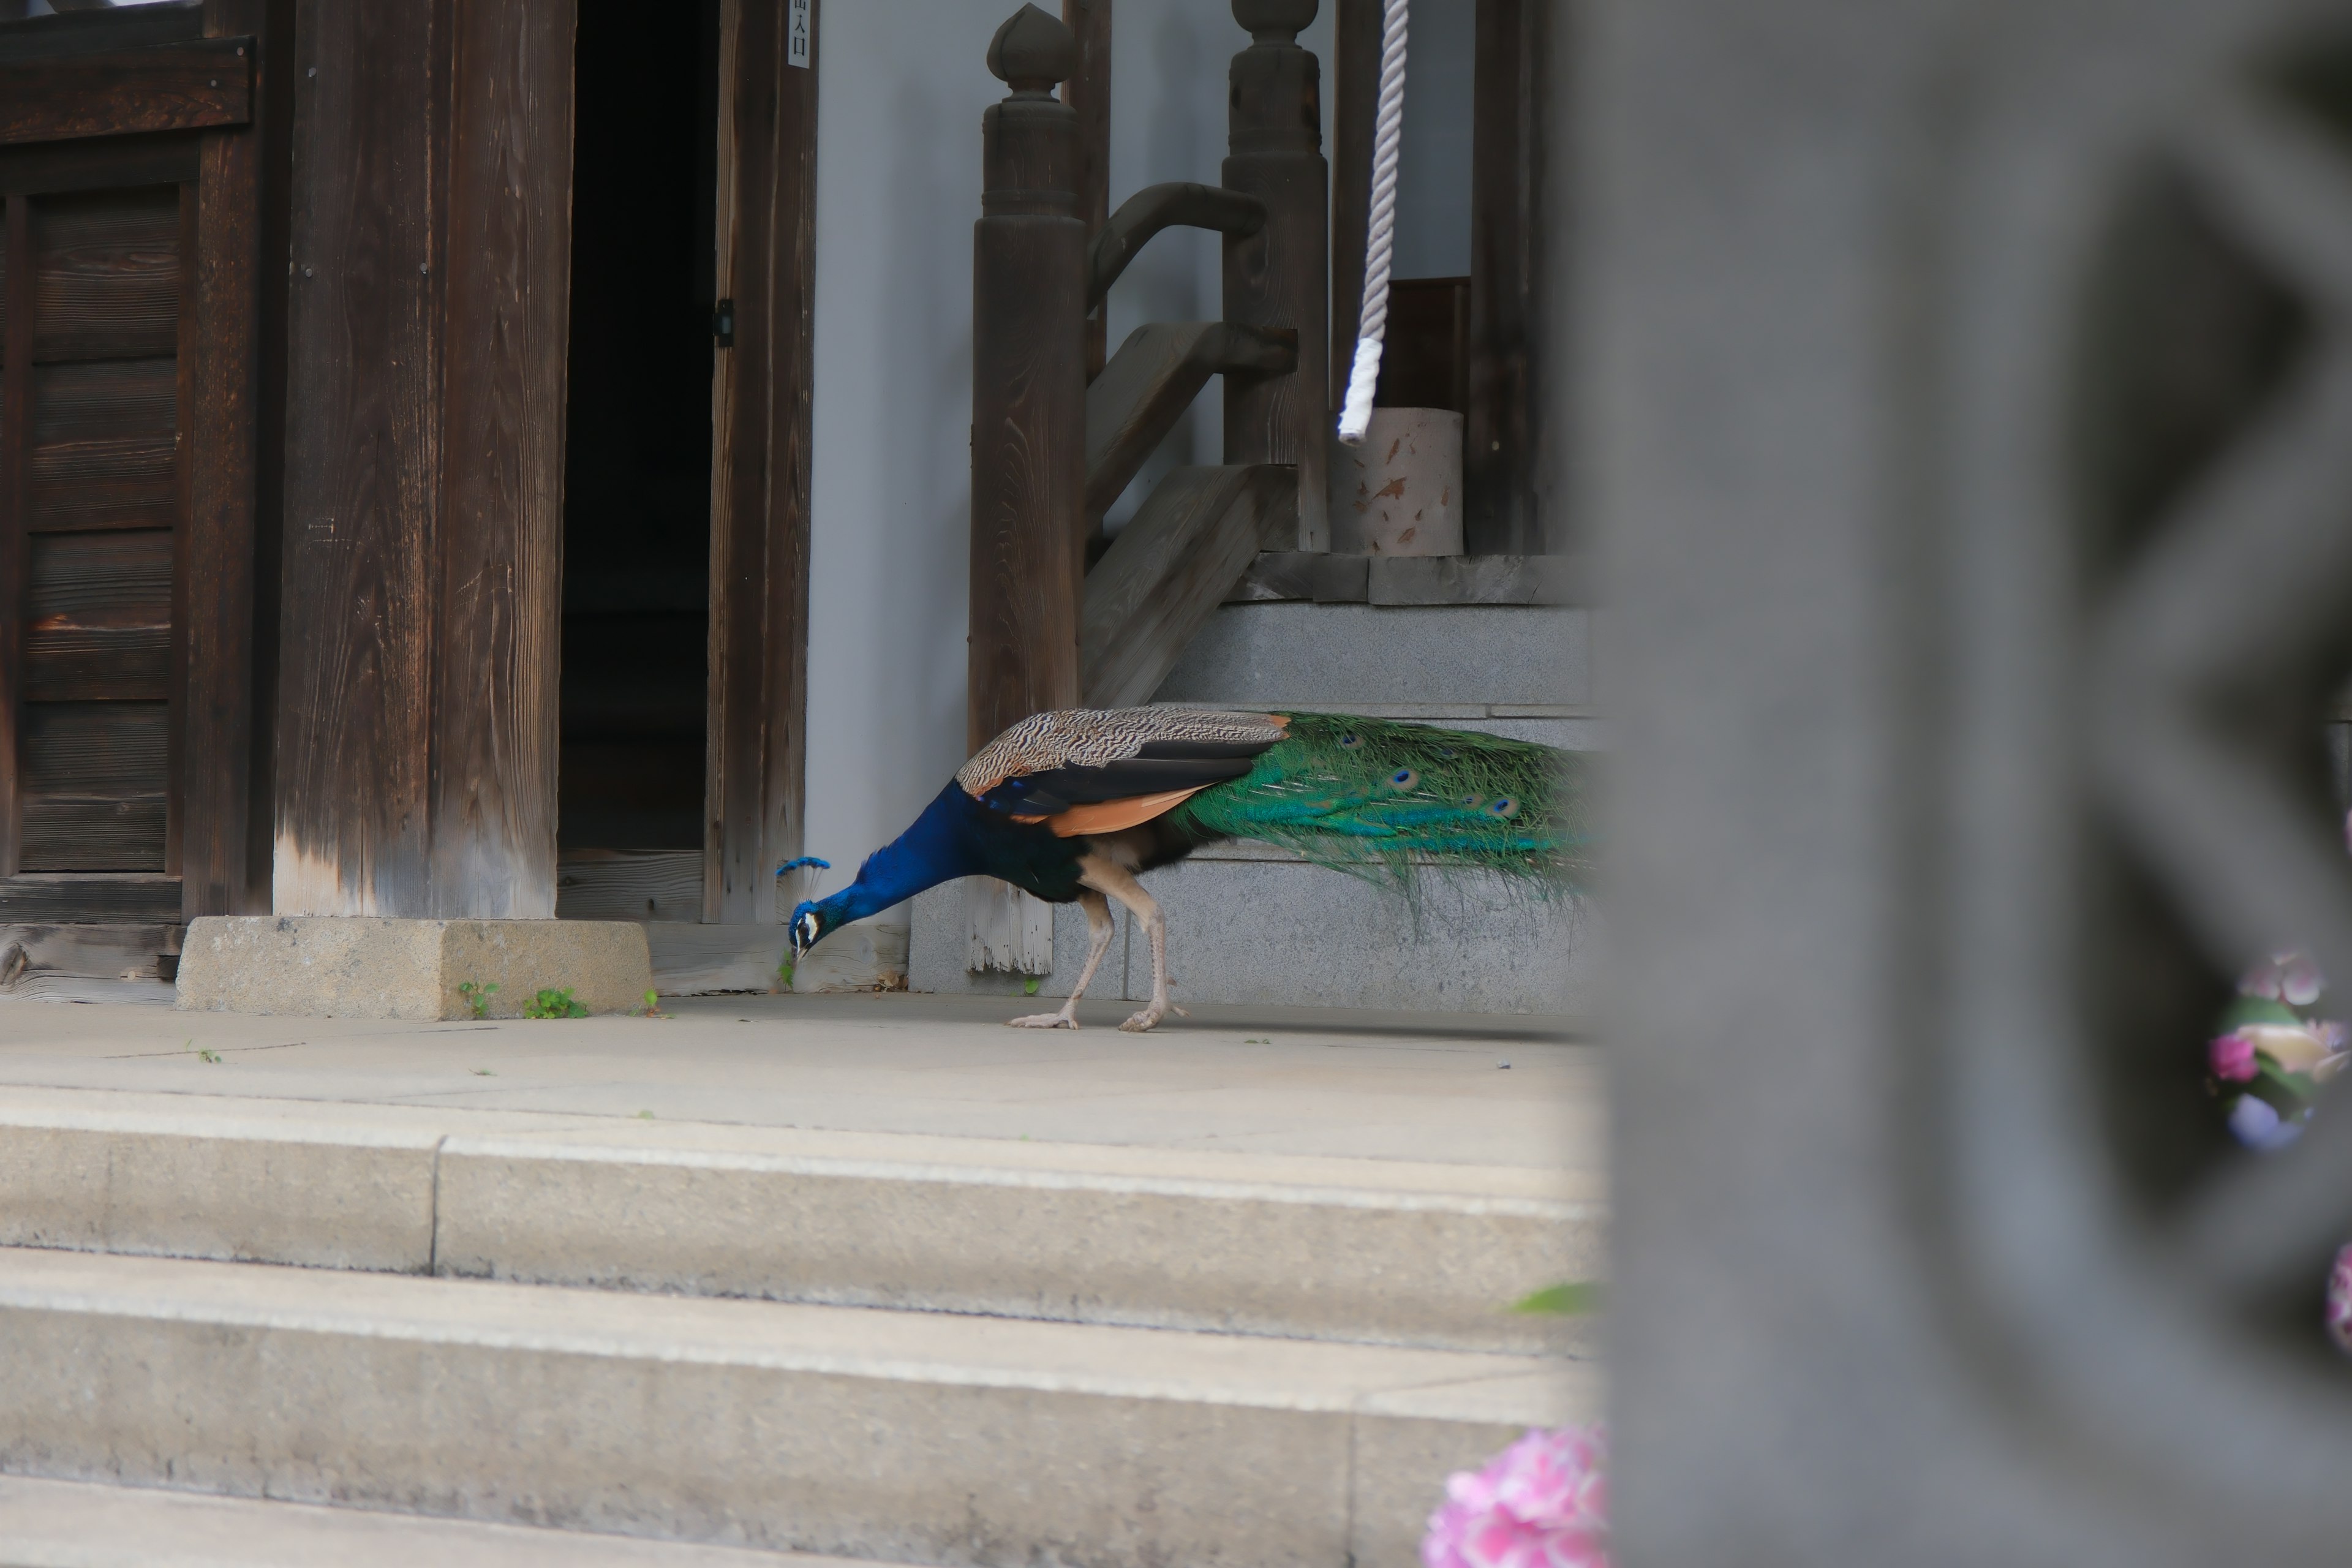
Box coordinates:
[559,0,722,853]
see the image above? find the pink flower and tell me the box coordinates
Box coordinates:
[2209,1031,2259,1083]
[1424,1427,1609,1568]
[2330,1246,2352,1355]
[2242,951,2324,1008]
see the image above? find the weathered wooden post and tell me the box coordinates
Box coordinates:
[968,4,1085,972]
[1223,0,1329,551]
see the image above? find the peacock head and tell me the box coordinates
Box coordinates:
[788,897,842,958]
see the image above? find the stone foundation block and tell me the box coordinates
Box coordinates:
[174,917,654,1020]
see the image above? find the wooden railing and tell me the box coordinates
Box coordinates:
[968,0,1327,747]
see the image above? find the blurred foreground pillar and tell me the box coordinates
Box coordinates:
[1602,0,2352,1561]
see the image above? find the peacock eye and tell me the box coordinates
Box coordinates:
[1339,734,1363,748]
[1387,767,1419,790]
[1486,797,1520,819]
[1460,793,1484,809]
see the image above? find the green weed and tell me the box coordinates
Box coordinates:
[523,987,590,1020]
[457,980,499,1019]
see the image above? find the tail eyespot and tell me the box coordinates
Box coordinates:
[1460,793,1485,809]
[1485,797,1521,819]
[1436,747,1459,760]
[1387,767,1419,790]
[1338,733,1364,749]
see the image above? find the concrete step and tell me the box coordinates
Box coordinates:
[0,1246,1593,1568]
[0,1087,1594,1354]
[0,1474,868,1567]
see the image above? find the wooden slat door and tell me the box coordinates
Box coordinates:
[0,1,282,925]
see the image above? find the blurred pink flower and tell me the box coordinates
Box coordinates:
[2330,1246,2352,1355]
[2209,1032,2259,1083]
[1424,1426,1609,1568]
[2242,951,2324,1008]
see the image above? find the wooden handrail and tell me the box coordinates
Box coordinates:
[1085,181,1265,308]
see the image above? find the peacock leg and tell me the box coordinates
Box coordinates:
[1008,889,1115,1029]
[1074,854,1183,1033]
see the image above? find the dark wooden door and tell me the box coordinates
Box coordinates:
[0,0,283,926]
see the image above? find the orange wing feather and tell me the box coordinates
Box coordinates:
[1010,786,1209,838]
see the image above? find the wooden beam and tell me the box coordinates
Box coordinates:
[1465,0,1544,554]
[0,874,182,924]
[969,6,1085,752]
[0,38,254,148]
[274,0,578,918]
[1080,463,1291,709]
[1061,0,1111,380]
[0,198,28,881]
[1220,0,1329,551]
[1329,0,1378,407]
[1085,320,1293,522]
[429,0,578,917]
[177,2,276,918]
[706,0,820,925]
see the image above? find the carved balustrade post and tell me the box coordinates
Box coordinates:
[1223,0,1329,551]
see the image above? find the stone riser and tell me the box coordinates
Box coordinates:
[0,1246,1587,1568]
[0,1089,1598,1356]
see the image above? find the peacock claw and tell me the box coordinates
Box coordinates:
[1119,1010,1162,1033]
[1007,1012,1077,1030]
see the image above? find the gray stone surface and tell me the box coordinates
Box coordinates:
[0,1246,1591,1567]
[1155,601,1588,707]
[913,865,1589,1017]
[0,1474,846,1567]
[175,918,654,1020]
[0,1085,1596,1355]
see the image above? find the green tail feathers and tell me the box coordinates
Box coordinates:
[1166,712,1590,889]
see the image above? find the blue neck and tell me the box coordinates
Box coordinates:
[813,783,982,926]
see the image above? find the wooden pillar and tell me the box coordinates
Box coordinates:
[1062,0,1112,381]
[1465,0,1545,554]
[273,0,578,918]
[969,5,1085,753]
[706,0,820,925]
[1329,0,1378,410]
[1222,0,1328,551]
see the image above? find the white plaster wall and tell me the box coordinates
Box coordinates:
[802,1,1348,908]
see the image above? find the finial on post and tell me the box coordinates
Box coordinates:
[1233,0,1317,43]
[988,4,1079,94]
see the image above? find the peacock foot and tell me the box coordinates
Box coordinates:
[1007,1011,1078,1030]
[1118,1008,1163,1033]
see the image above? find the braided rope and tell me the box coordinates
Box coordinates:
[1336,0,1410,446]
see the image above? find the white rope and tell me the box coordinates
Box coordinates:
[1337,0,1409,446]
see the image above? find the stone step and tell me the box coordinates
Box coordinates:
[0,1087,1597,1354]
[0,1246,1594,1568]
[0,1474,870,1567]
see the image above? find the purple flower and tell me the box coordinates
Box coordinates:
[2329,1246,2352,1355]
[2227,1093,2304,1151]
[1424,1427,1608,1568]
[2209,1032,2259,1083]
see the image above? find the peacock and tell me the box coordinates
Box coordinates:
[787,706,1588,1031]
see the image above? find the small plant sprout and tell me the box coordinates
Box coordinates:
[641,988,664,1017]
[636,1109,655,1120]
[523,987,589,1020]
[470,1068,496,1077]
[1244,1037,1271,1045]
[1023,976,1041,996]
[457,980,498,1019]
[1510,1281,1605,1316]
[197,1049,222,1065]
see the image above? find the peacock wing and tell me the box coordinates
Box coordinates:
[959,707,1291,818]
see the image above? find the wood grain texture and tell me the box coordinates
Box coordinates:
[27,357,180,532]
[178,0,280,917]
[0,135,200,200]
[0,922,180,991]
[1080,462,1291,709]
[706,0,819,925]
[0,872,180,924]
[1061,0,1110,380]
[273,0,438,915]
[1329,0,1377,402]
[555,848,704,922]
[1464,0,1542,554]
[0,37,253,149]
[31,186,181,362]
[429,0,578,918]
[1085,319,1292,521]
[1221,15,1328,549]
[0,200,30,876]
[970,82,1085,753]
